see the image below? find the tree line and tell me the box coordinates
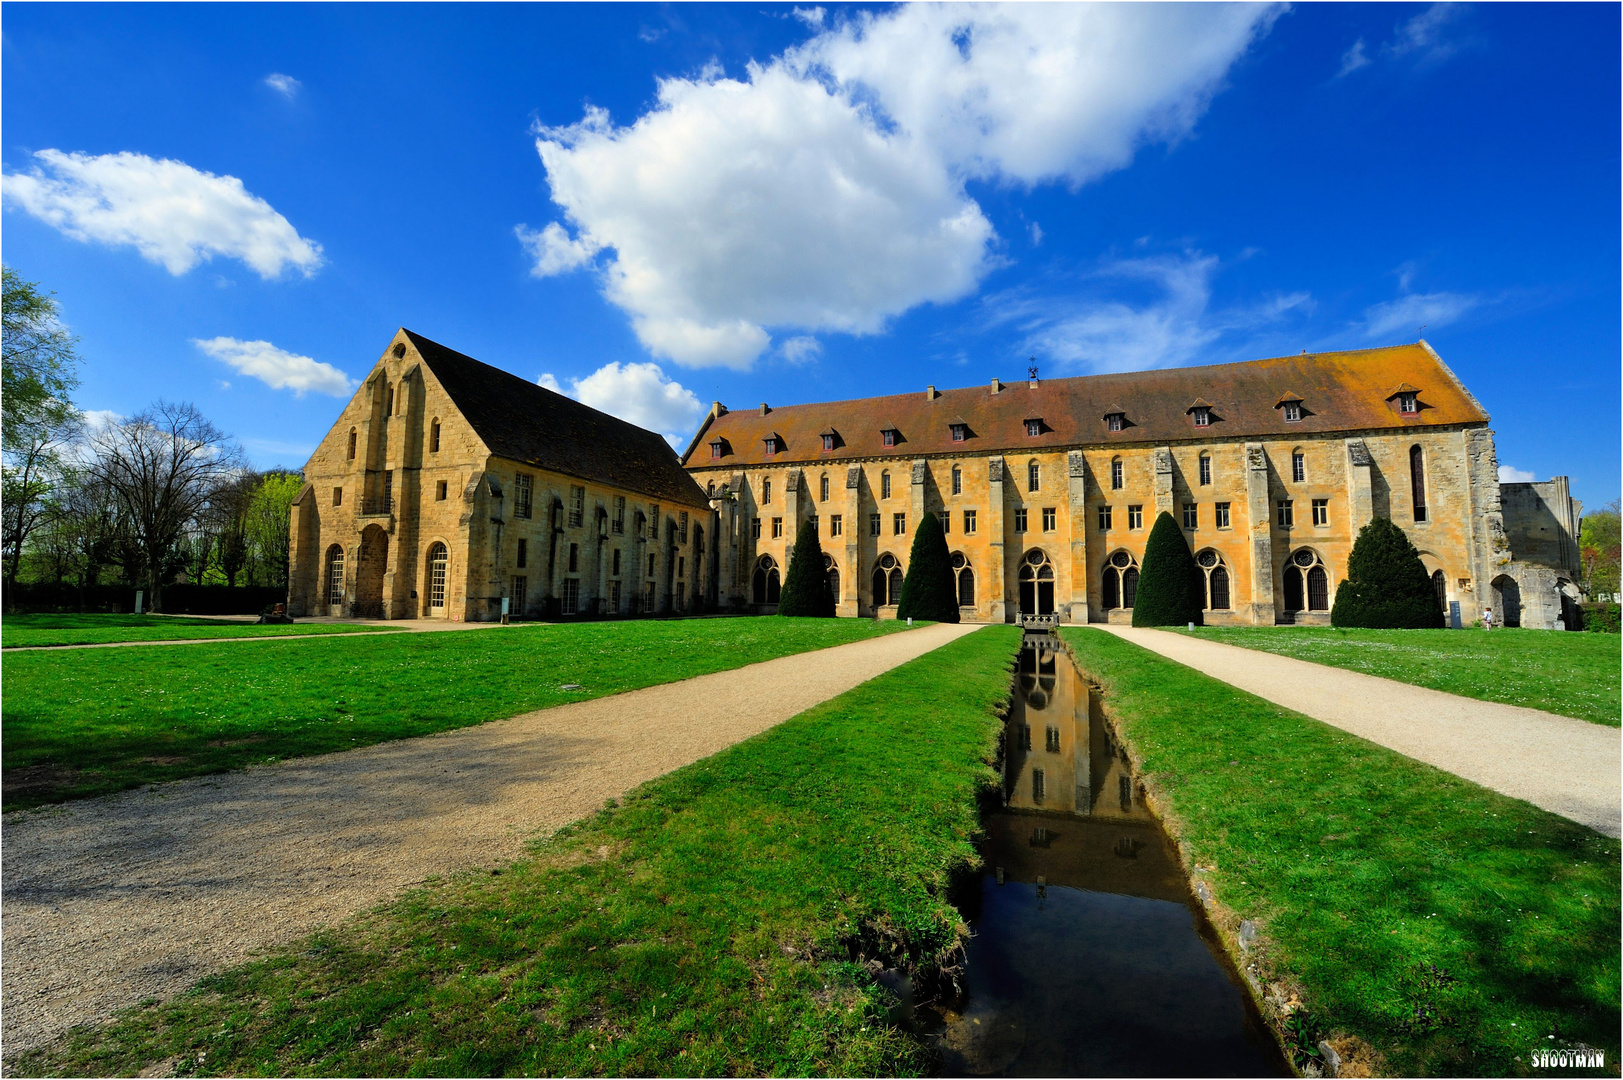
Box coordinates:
[2,267,302,611]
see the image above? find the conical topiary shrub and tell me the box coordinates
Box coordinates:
[1132,511,1204,626]
[896,510,959,623]
[777,519,836,617]
[1331,516,1446,628]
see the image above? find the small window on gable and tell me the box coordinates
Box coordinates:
[1025,419,1042,437]
[430,418,441,453]
[347,428,357,460]
[710,440,723,460]
[386,385,395,417]
[950,423,967,442]
[392,342,407,359]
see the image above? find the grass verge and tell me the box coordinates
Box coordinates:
[1,613,403,649]
[1062,627,1620,1077]
[1182,626,1621,727]
[12,625,1019,1078]
[2,617,915,809]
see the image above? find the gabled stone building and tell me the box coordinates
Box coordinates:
[679,342,1584,628]
[288,330,711,621]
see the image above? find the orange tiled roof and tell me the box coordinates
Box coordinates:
[682,343,1487,469]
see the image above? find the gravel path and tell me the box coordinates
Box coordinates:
[1089,625,1621,837]
[1,621,981,1058]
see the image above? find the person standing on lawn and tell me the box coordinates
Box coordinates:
[1483,607,1496,631]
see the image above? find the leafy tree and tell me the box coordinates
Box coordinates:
[1579,500,1620,601]
[896,510,959,623]
[1331,516,1446,628]
[244,471,303,587]
[2,268,82,589]
[1132,511,1204,626]
[778,519,835,617]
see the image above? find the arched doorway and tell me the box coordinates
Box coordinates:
[1100,550,1139,611]
[324,544,346,616]
[1018,549,1054,615]
[952,552,975,607]
[1283,548,1329,617]
[425,542,449,617]
[1491,574,1521,627]
[1431,569,1447,615]
[823,554,839,604]
[355,525,388,618]
[872,553,902,606]
[1195,549,1231,611]
[752,555,780,605]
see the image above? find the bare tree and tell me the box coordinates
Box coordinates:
[88,401,244,612]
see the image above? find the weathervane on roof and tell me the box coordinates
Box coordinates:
[1027,357,1039,381]
[1418,325,1427,338]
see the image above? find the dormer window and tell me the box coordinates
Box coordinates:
[1106,413,1124,432]
[1193,407,1210,427]
[763,435,780,456]
[1024,419,1042,437]
[950,423,967,442]
[1283,401,1302,422]
[882,428,897,448]
[822,434,834,451]
[709,440,724,460]
[1398,393,1418,415]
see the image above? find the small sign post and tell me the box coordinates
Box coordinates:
[501,596,510,625]
[1449,600,1461,629]
[135,590,144,615]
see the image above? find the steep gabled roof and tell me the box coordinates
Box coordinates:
[404,330,709,508]
[683,343,1489,469]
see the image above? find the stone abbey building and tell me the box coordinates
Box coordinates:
[680,342,1583,629]
[288,330,711,621]
[288,333,1581,628]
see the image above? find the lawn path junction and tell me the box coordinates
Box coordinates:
[1090,625,1620,837]
[1,621,980,1058]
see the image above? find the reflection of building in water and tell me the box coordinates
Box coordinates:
[1006,637,1149,821]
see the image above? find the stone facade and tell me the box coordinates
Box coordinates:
[681,344,1584,628]
[288,330,711,621]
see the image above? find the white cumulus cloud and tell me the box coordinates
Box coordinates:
[3,150,323,278]
[523,3,1282,369]
[1360,291,1477,340]
[193,337,355,396]
[1498,465,1539,484]
[538,361,706,447]
[264,73,302,98]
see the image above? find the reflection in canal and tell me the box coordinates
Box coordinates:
[935,633,1288,1077]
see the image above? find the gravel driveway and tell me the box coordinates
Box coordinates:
[1092,625,1621,837]
[2,621,982,1058]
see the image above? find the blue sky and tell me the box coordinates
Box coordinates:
[3,3,1617,509]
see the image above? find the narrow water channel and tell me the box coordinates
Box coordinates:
[933,633,1289,1077]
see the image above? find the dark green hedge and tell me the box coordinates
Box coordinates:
[1132,511,1203,626]
[1580,602,1621,634]
[1331,516,1446,629]
[3,583,287,615]
[896,510,959,623]
[777,520,835,617]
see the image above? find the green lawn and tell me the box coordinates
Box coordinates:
[13,626,1020,1079]
[1183,626,1622,727]
[1062,628,1620,1077]
[2,617,915,809]
[1,613,405,649]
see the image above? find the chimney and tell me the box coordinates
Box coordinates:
[925,385,937,400]
[990,378,1003,394]
[759,403,770,415]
